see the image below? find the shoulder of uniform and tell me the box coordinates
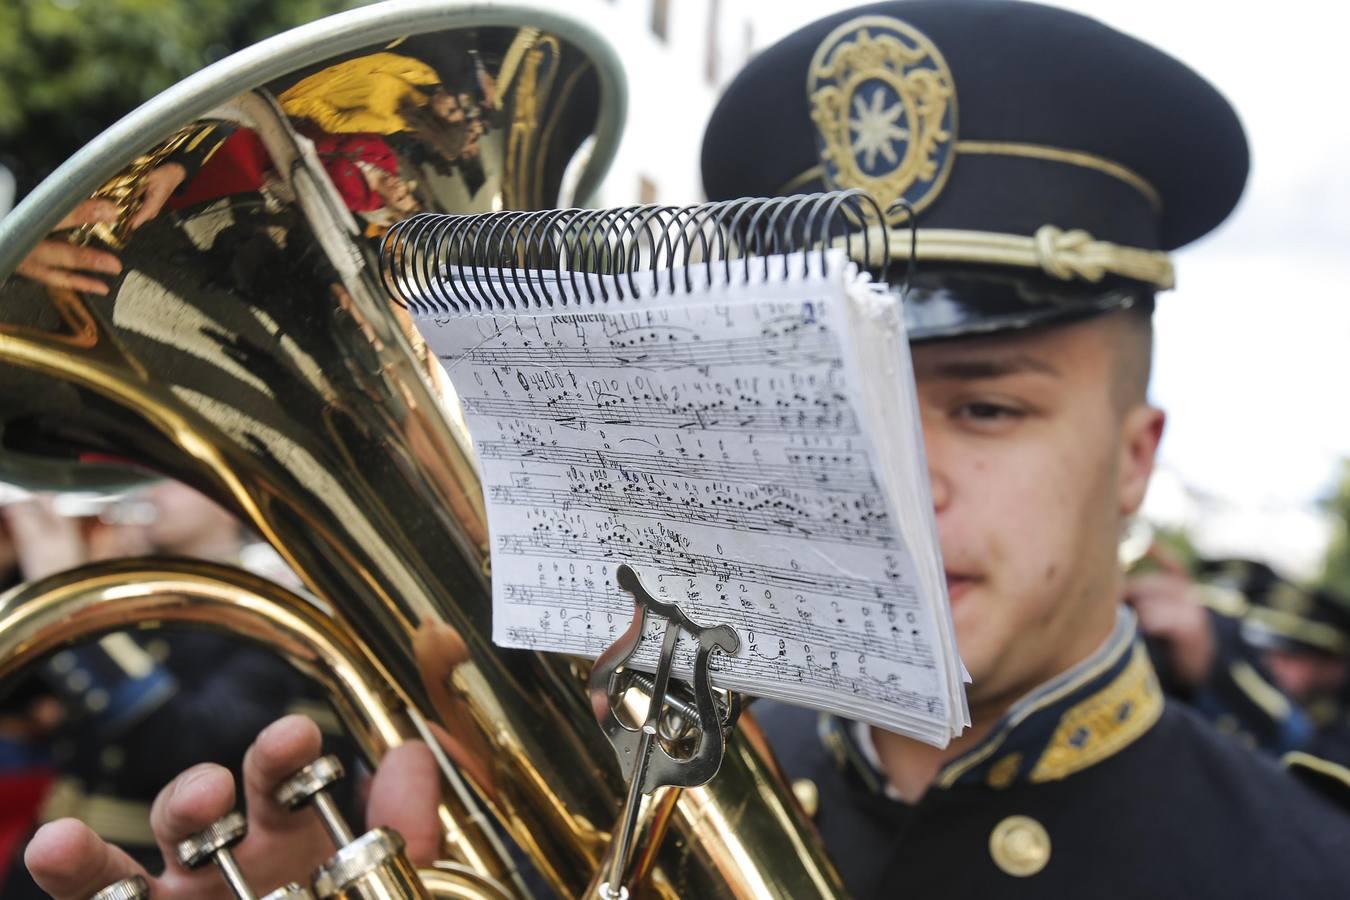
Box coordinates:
[1143,713,1350,844]
[1152,702,1290,787]
[1282,751,1350,814]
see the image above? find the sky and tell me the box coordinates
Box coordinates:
[747,0,1350,575]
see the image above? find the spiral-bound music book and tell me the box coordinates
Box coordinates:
[381,194,969,746]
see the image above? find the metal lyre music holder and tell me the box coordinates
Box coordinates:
[588,564,741,900]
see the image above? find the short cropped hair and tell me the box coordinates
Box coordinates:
[1111,300,1154,410]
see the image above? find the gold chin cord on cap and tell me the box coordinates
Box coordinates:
[0,3,846,899]
[904,226,1174,290]
[840,225,1175,290]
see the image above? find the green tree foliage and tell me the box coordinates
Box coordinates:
[0,0,364,198]
[1319,458,1350,597]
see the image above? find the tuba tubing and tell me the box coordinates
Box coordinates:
[0,4,849,897]
[0,556,522,898]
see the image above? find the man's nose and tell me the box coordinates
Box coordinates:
[928,461,950,510]
[928,467,951,512]
[923,430,951,511]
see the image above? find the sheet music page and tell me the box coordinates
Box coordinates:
[414,256,957,737]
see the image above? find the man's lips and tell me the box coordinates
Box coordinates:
[945,573,978,603]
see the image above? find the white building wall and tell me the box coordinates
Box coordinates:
[572,0,756,207]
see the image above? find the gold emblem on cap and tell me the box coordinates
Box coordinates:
[808,16,957,221]
[989,815,1051,877]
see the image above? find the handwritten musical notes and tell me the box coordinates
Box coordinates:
[413,253,968,742]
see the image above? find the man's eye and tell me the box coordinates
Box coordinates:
[960,402,1021,420]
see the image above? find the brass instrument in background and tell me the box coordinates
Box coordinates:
[0,2,846,898]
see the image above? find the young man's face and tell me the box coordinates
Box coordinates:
[911,312,1163,713]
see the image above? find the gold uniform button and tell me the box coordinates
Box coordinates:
[791,778,820,818]
[989,815,1051,877]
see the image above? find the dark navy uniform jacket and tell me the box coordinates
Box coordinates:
[756,611,1350,899]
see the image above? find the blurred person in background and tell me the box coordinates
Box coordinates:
[1223,564,1350,723]
[0,483,352,899]
[1128,552,1350,764]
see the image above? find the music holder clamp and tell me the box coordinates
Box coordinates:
[588,564,740,900]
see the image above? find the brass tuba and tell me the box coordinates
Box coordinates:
[0,2,846,897]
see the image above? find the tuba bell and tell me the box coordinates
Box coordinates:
[0,2,846,897]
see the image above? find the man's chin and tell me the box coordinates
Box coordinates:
[949,605,1002,704]
[948,583,985,639]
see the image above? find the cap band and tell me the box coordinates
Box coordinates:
[954,141,1162,212]
[779,140,1162,213]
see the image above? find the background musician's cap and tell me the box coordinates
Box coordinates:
[1245,586,1350,660]
[700,0,1249,340]
[1199,557,1350,658]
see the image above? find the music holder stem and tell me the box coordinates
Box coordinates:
[587,564,740,900]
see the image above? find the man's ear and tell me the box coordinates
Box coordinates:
[1119,404,1165,516]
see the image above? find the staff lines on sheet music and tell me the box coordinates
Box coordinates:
[504,625,610,654]
[501,581,934,665]
[477,441,877,493]
[502,581,623,606]
[782,680,938,714]
[464,395,859,435]
[497,532,915,606]
[488,484,891,546]
[460,330,839,372]
[503,627,936,709]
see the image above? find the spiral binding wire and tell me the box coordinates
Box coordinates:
[379,190,910,315]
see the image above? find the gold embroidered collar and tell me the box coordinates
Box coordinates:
[935,608,1164,789]
[821,608,1165,795]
